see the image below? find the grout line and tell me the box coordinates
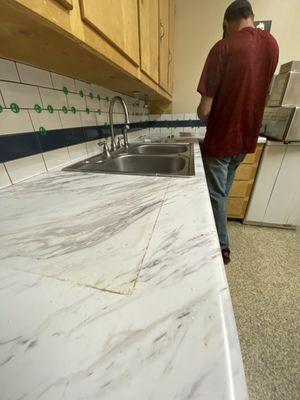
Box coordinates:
[3,162,13,185]
[130,179,172,295]
[7,266,128,297]
[14,60,22,83]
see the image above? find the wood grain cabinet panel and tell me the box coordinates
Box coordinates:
[167,0,175,94]
[227,143,264,219]
[80,0,140,65]
[138,0,159,83]
[229,180,252,198]
[235,164,257,181]
[227,198,248,218]
[159,0,169,91]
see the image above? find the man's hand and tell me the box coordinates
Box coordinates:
[197,96,213,122]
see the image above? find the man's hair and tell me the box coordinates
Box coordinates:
[224,0,254,22]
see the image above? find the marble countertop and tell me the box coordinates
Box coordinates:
[0,144,248,400]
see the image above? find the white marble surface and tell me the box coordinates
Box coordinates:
[0,144,248,400]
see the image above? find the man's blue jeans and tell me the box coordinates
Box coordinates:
[203,154,246,250]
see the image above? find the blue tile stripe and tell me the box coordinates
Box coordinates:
[0,120,205,163]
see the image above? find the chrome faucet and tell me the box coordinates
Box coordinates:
[97,140,111,159]
[109,96,130,151]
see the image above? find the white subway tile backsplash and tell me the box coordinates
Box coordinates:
[43,148,71,171]
[66,92,87,111]
[0,163,11,189]
[16,63,53,88]
[51,72,76,93]
[160,127,170,138]
[5,154,46,183]
[183,126,196,134]
[68,143,88,162]
[0,91,4,107]
[149,114,161,121]
[100,98,109,113]
[29,109,62,132]
[89,84,102,98]
[149,127,161,138]
[0,82,42,109]
[79,111,97,127]
[0,109,34,135]
[114,114,125,124]
[86,139,100,157]
[51,73,76,93]
[185,113,197,120]
[0,57,149,185]
[96,112,108,125]
[171,127,183,138]
[75,80,91,96]
[39,87,68,110]
[86,96,100,111]
[59,110,82,129]
[0,59,20,82]
[173,114,184,121]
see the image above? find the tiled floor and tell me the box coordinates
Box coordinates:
[226,221,300,400]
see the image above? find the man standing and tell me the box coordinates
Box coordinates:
[197,0,279,264]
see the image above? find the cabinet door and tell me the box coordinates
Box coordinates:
[80,0,140,65]
[263,145,300,225]
[245,144,286,223]
[287,183,300,226]
[167,0,175,94]
[138,0,159,82]
[159,0,169,91]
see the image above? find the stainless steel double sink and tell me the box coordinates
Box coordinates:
[63,143,195,177]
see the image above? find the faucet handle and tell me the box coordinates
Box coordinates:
[97,140,107,148]
[97,140,111,158]
[116,136,123,149]
[110,137,117,152]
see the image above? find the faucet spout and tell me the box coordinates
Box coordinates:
[109,96,130,151]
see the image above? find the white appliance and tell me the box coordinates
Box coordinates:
[261,106,300,142]
[268,61,300,107]
[244,141,300,227]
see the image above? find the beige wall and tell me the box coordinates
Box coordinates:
[172,0,300,113]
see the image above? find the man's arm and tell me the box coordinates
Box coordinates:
[197,41,225,121]
[197,95,213,122]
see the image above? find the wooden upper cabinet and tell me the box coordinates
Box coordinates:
[138,0,159,83]
[79,0,140,66]
[168,0,175,94]
[159,0,169,91]
[54,0,73,10]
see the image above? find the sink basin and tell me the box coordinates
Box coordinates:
[102,155,185,174]
[129,144,188,155]
[68,155,187,176]
[63,143,195,177]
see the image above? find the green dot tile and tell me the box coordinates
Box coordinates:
[0,105,3,113]
[62,106,68,114]
[10,103,20,113]
[63,86,69,95]
[71,106,77,114]
[39,127,47,136]
[79,90,84,98]
[47,105,54,114]
[86,108,90,114]
[34,104,42,114]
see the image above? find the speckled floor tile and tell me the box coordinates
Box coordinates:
[226,222,300,400]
